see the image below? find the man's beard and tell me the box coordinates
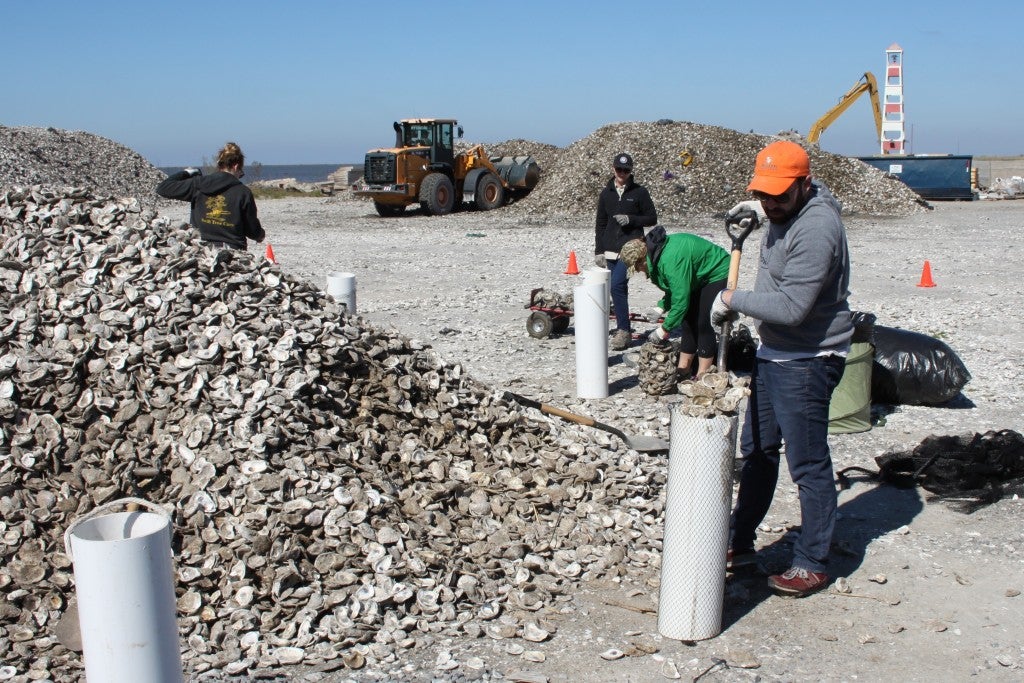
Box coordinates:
[765,185,806,223]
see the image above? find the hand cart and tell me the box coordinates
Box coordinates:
[524,288,661,339]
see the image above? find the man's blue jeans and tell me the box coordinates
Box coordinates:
[609,258,630,331]
[730,354,846,573]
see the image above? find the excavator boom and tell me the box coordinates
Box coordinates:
[807,72,883,145]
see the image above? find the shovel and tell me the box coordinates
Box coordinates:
[716,209,761,371]
[504,391,669,453]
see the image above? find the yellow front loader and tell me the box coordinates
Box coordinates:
[353,118,540,217]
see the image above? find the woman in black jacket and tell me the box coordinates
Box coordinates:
[594,152,658,350]
[156,141,265,250]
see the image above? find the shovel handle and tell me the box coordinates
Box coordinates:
[503,389,606,428]
[727,249,743,290]
[537,403,597,428]
[504,392,598,428]
[717,212,758,372]
[504,391,665,451]
[725,210,759,252]
[716,318,733,370]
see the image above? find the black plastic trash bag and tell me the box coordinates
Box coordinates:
[871,325,971,405]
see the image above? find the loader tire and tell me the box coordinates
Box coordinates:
[373,201,405,217]
[420,173,455,215]
[474,173,504,211]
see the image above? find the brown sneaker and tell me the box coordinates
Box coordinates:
[726,548,757,571]
[610,329,631,350]
[768,567,830,597]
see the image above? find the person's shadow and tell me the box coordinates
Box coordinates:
[721,475,924,629]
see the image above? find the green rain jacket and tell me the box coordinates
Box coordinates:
[647,233,730,332]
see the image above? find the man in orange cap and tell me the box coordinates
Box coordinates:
[712,140,854,597]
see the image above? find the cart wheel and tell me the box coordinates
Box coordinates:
[527,311,554,338]
[552,315,570,334]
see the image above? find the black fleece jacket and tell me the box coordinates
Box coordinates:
[594,176,658,256]
[156,170,265,250]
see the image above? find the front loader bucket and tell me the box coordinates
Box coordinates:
[490,155,541,191]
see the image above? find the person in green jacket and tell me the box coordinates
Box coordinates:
[619,227,730,379]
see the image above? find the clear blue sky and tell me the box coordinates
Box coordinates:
[4,1,1018,165]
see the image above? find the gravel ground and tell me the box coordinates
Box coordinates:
[154,194,1024,682]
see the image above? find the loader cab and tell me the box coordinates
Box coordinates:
[396,118,461,169]
[402,122,434,149]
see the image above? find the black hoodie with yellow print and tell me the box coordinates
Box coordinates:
[156,170,264,250]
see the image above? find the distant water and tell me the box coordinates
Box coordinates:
[158,164,347,184]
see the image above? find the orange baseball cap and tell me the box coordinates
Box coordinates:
[747,141,810,195]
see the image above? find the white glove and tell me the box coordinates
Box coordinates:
[613,214,630,227]
[594,254,607,268]
[710,291,738,331]
[727,200,766,223]
[646,306,665,322]
[183,167,202,177]
[648,326,670,344]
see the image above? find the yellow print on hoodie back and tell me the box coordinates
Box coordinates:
[203,195,233,227]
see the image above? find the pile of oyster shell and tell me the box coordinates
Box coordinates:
[0,186,672,679]
[635,341,750,415]
[529,288,573,311]
[497,120,930,222]
[676,372,751,419]
[636,341,680,396]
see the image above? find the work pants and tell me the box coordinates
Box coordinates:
[609,258,630,332]
[730,354,846,573]
[674,277,728,358]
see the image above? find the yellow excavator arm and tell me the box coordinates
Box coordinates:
[807,72,883,145]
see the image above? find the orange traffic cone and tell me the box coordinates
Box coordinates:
[564,250,580,275]
[265,244,277,264]
[917,260,936,288]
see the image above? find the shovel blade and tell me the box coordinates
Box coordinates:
[625,434,671,453]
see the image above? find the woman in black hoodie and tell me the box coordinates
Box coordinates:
[156,141,265,250]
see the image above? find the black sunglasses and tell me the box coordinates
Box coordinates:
[752,178,802,204]
[614,166,631,173]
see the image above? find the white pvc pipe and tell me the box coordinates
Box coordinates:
[574,282,608,398]
[581,267,610,314]
[658,412,738,641]
[326,271,357,315]
[65,498,183,683]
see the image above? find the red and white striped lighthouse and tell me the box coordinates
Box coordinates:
[881,43,906,154]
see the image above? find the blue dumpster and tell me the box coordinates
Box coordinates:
[857,154,975,200]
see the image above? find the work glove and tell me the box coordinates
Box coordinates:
[594,254,607,268]
[647,326,670,345]
[727,200,766,224]
[612,214,630,227]
[710,291,739,331]
[646,306,665,322]
[183,167,202,178]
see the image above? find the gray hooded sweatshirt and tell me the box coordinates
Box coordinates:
[730,180,853,356]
